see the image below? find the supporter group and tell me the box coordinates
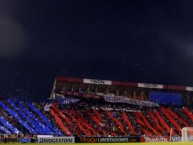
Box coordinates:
[0,77,193,143]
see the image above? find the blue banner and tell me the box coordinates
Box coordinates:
[150,91,183,106]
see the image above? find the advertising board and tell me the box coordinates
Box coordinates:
[37,136,75,143]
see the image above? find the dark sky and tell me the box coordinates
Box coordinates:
[0,0,193,98]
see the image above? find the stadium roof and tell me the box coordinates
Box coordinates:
[54,76,193,91]
[51,76,193,105]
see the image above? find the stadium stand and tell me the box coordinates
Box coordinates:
[1,77,193,143]
[0,103,187,138]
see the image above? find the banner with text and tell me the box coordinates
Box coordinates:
[97,136,140,143]
[140,136,168,142]
[37,136,75,143]
[138,83,163,89]
[83,79,112,85]
[103,95,159,107]
[77,136,140,143]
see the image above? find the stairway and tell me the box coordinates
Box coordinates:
[93,109,103,123]
[105,110,125,134]
[122,112,136,135]
[167,108,189,127]
[85,109,107,136]
[72,109,98,135]
[0,100,36,134]
[26,101,62,135]
[64,110,91,136]
[154,111,174,135]
[183,107,193,122]
[134,114,152,136]
[52,105,80,135]
[148,112,163,132]
[161,107,181,132]
[134,112,161,136]
[50,109,71,135]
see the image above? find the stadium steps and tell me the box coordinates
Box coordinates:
[71,109,98,135]
[93,109,114,135]
[167,108,189,127]
[51,105,80,135]
[7,99,45,134]
[134,113,153,136]
[148,112,163,132]
[173,107,192,126]
[134,112,161,136]
[183,107,193,122]
[115,111,128,136]
[50,108,71,135]
[17,101,53,134]
[85,109,107,136]
[161,108,181,130]
[93,109,103,123]
[161,108,181,134]
[122,112,137,135]
[0,106,21,134]
[92,109,111,134]
[26,101,62,136]
[154,111,175,135]
[0,124,11,134]
[4,100,37,134]
[85,109,101,126]
[0,115,21,134]
[64,110,91,136]
[126,113,139,133]
[141,127,152,136]
[0,100,36,134]
[105,110,125,134]
[22,101,54,132]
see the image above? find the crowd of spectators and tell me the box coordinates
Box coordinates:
[54,100,190,136]
[0,98,192,138]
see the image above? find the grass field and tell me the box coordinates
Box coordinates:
[1,143,193,145]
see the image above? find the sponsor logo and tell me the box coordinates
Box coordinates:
[83,79,112,85]
[171,136,193,142]
[170,136,181,142]
[142,136,168,142]
[90,79,105,84]
[80,137,97,143]
[97,137,129,143]
[38,137,74,143]
[138,83,163,89]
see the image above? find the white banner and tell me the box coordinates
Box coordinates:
[186,87,193,91]
[138,83,163,89]
[37,136,75,143]
[103,95,159,107]
[83,79,112,85]
[37,135,53,138]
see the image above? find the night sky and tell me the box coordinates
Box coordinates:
[0,0,193,98]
